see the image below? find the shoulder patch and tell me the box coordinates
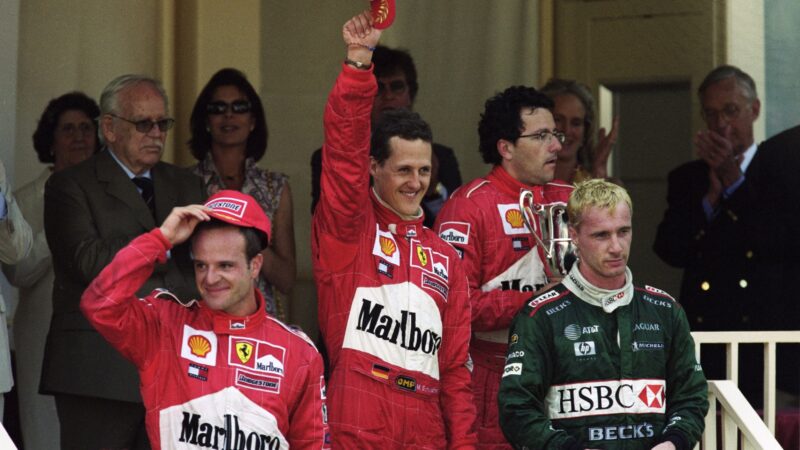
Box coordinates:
[465,179,490,198]
[527,289,568,317]
[642,285,675,301]
[268,317,319,352]
[152,288,197,307]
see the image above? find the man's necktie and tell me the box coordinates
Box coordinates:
[132,176,155,218]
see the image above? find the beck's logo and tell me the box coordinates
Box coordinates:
[546,379,667,419]
[356,299,442,356]
[236,342,254,364]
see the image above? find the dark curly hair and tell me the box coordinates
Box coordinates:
[478,86,554,165]
[373,45,419,102]
[188,68,268,162]
[370,109,432,165]
[32,92,101,163]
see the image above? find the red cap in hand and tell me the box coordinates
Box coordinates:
[371,0,395,29]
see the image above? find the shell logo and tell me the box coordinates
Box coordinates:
[188,335,212,358]
[374,0,389,22]
[380,236,396,256]
[505,209,525,229]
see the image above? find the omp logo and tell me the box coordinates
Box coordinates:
[574,341,595,356]
[505,209,524,228]
[380,236,396,257]
[395,375,417,392]
[502,363,522,377]
[179,412,281,449]
[438,222,469,244]
[546,379,667,419]
[355,299,442,356]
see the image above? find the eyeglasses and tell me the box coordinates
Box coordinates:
[206,100,252,115]
[701,104,743,123]
[518,129,566,145]
[376,80,408,97]
[109,114,175,133]
[57,122,95,137]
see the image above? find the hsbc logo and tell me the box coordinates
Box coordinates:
[546,379,666,419]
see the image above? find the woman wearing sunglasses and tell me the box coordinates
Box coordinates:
[189,68,296,320]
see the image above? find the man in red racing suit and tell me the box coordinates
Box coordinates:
[435,86,572,449]
[312,11,476,449]
[81,191,329,450]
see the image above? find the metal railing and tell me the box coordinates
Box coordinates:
[692,330,800,449]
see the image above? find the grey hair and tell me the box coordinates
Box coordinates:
[98,74,169,145]
[540,78,596,166]
[698,65,758,102]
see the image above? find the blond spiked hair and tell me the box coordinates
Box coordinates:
[567,179,632,228]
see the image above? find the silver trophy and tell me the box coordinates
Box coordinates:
[519,190,575,278]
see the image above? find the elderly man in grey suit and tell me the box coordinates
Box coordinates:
[0,158,33,420]
[41,75,205,449]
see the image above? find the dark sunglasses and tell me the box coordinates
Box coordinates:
[109,114,175,133]
[376,80,408,96]
[206,100,252,115]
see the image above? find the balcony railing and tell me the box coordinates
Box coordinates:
[692,330,800,449]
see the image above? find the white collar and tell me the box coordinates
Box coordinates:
[562,265,634,313]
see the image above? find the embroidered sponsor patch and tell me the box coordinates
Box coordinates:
[497,204,530,235]
[503,363,522,377]
[395,375,417,392]
[228,337,286,377]
[343,285,444,380]
[632,341,665,352]
[205,197,247,219]
[180,325,217,366]
[371,364,390,380]
[421,273,449,300]
[546,379,666,419]
[438,221,470,245]
[187,363,208,381]
[512,236,531,251]
[235,368,281,394]
[229,319,246,330]
[320,376,327,400]
[372,225,400,265]
[574,341,596,356]
[377,260,393,278]
[510,334,519,345]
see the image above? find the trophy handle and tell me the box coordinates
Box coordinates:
[520,190,553,259]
